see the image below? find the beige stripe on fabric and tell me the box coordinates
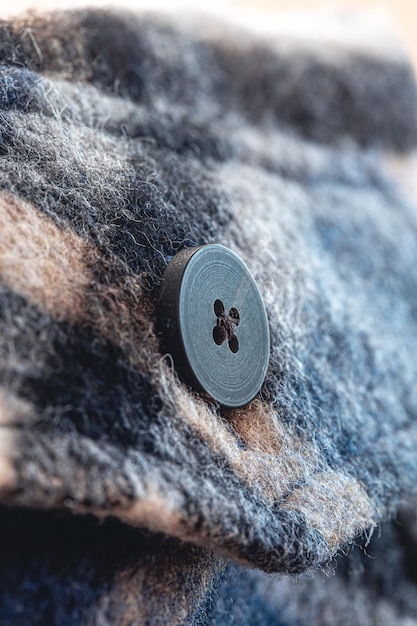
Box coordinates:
[0,192,91,323]
[280,471,375,549]
[0,433,16,496]
[0,192,154,370]
[0,390,26,495]
[167,372,376,547]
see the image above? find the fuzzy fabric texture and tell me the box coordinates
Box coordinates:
[1,7,417,624]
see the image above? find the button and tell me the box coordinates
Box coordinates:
[158,244,270,408]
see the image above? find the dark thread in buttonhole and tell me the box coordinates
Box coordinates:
[213,299,240,353]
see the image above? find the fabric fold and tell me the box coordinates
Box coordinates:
[1,8,417,582]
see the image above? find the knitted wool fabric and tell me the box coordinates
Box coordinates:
[1,8,417,625]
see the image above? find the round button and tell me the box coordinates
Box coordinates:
[158,244,270,408]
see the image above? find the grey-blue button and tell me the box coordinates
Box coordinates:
[158,244,270,408]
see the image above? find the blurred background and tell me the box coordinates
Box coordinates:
[2,0,416,69]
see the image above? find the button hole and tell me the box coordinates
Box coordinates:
[212,299,240,353]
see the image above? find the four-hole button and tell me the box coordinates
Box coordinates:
[158,244,270,408]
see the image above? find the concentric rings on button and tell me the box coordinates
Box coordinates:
[158,244,270,408]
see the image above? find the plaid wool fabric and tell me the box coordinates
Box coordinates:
[1,8,417,624]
